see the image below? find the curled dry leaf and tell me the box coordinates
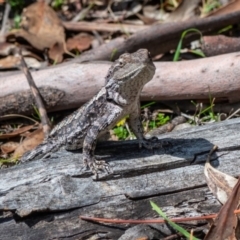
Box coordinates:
[12,127,44,159]
[204,160,238,205]
[204,178,240,240]
[1,141,19,154]
[204,149,240,240]
[8,2,67,62]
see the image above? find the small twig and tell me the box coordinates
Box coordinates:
[226,108,240,120]
[0,114,39,124]
[63,21,147,34]
[193,102,203,125]
[15,48,52,137]
[0,3,11,36]
[80,208,240,225]
[163,234,182,240]
[125,122,133,140]
[91,30,104,45]
[206,145,218,163]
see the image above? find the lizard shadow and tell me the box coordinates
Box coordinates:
[70,137,219,179]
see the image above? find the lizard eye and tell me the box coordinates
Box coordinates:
[118,60,124,67]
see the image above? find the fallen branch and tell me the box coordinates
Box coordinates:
[68,11,240,63]
[202,35,240,57]
[1,51,240,116]
[63,21,147,34]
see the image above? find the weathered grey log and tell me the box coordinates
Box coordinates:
[1,118,240,239]
[1,51,240,116]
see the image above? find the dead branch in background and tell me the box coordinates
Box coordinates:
[69,11,240,63]
[1,51,240,116]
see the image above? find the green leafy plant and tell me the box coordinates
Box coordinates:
[150,201,200,240]
[113,125,129,140]
[8,0,24,29]
[173,28,205,61]
[113,112,170,140]
[113,102,170,140]
[142,101,170,129]
[51,0,64,9]
[8,0,24,9]
[148,113,170,129]
[13,14,21,29]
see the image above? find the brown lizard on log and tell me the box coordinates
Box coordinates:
[20,49,161,177]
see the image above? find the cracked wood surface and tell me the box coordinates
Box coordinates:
[1,118,240,239]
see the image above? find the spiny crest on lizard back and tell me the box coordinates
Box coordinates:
[105,49,155,84]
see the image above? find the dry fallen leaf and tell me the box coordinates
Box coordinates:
[8,2,67,62]
[13,127,44,159]
[204,178,240,240]
[204,147,240,240]
[0,42,16,56]
[0,55,20,69]
[1,141,19,154]
[66,33,93,52]
[204,160,238,205]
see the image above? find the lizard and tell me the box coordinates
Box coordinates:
[20,48,160,176]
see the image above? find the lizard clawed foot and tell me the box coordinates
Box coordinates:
[84,157,112,178]
[139,137,164,149]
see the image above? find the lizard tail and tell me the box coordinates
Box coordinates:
[20,140,60,163]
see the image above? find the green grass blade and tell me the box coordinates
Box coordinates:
[218,25,232,34]
[141,101,156,109]
[110,48,118,61]
[150,201,200,240]
[189,49,205,58]
[173,28,203,62]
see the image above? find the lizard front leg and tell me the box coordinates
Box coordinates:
[129,102,162,149]
[83,105,122,176]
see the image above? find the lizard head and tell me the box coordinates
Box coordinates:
[105,49,156,85]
